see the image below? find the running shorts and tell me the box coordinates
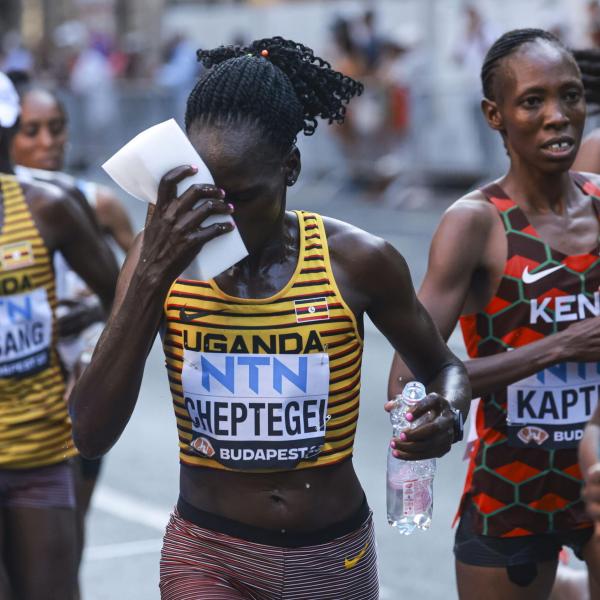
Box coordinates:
[0,461,75,509]
[454,500,594,567]
[159,496,379,600]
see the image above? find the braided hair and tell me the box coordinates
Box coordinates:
[185,37,363,152]
[481,29,569,100]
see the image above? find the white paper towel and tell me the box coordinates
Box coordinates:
[102,118,248,281]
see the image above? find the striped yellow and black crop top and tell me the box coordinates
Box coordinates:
[163,211,363,472]
[0,174,75,468]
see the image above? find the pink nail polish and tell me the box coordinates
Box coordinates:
[390,441,395,449]
[190,165,198,172]
[406,412,414,422]
[219,188,226,197]
[393,450,400,458]
[228,203,234,211]
[399,432,407,442]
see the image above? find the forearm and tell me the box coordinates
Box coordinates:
[95,247,119,312]
[580,423,600,476]
[427,358,471,420]
[70,269,167,458]
[390,325,568,401]
[465,333,566,397]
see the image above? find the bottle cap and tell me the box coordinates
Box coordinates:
[403,381,426,404]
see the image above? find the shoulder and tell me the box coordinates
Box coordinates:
[17,169,88,212]
[572,170,600,193]
[574,129,600,172]
[94,184,122,208]
[316,214,412,310]
[93,184,128,223]
[321,214,395,271]
[19,177,71,210]
[444,188,497,222]
[582,128,600,147]
[434,188,501,242]
[18,177,87,233]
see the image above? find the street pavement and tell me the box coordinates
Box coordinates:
[79,176,477,600]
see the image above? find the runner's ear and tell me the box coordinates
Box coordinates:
[481,98,503,133]
[283,145,301,188]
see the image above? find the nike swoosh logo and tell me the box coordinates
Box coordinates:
[344,542,368,570]
[522,264,565,284]
[179,308,212,323]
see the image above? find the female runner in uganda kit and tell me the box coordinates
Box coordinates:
[161,210,376,596]
[0,174,75,470]
[69,37,470,600]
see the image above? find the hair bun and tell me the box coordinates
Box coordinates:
[194,37,363,142]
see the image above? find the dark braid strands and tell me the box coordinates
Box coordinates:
[481,28,567,100]
[185,37,363,152]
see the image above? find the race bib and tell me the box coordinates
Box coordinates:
[506,362,599,449]
[0,288,52,378]
[182,351,330,469]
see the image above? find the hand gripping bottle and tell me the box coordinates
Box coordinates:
[387,381,436,534]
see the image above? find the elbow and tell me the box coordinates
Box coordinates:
[72,431,105,461]
[71,418,109,460]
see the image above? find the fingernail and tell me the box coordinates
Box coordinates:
[190,165,198,172]
[393,450,401,458]
[227,203,234,211]
[219,188,226,197]
[399,432,407,442]
[390,441,395,449]
[406,413,414,422]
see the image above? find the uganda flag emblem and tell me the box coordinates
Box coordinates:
[294,297,329,323]
[0,242,34,271]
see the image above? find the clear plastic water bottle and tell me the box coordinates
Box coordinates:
[387,381,436,534]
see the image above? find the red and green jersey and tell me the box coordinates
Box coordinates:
[458,173,599,537]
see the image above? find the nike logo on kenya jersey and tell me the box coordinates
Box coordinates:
[522,264,565,284]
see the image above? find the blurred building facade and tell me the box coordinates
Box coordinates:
[1,0,598,187]
[1,0,165,55]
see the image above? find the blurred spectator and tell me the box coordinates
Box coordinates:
[64,24,118,167]
[588,1,600,47]
[329,17,367,79]
[452,4,503,177]
[156,33,198,89]
[328,15,425,195]
[376,37,413,136]
[1,31,33,74]
[453,5,496,92]
[327,16,374,184]
[155,33,200,121]
[540,0,571,44]
[110,32,148,80]
[375,32,434,208]
[352,9,383,70]
[231,32,248,48]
